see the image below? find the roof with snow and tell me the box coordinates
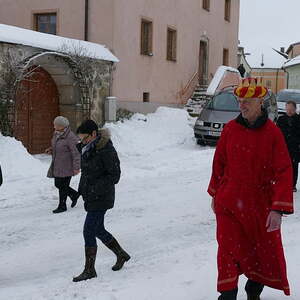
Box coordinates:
[283,55,300,68]
[0,24,119,62]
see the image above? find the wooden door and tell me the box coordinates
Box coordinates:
[199,41,208,86]
[15,66,59,154]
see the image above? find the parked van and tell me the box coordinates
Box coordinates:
[276,89,300,116]
[194,87,278,145]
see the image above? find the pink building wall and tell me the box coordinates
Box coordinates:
[0,0,240,109]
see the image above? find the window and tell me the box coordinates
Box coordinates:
[223,48,229,66]
[34,13,57,35]
[203,0,210,11]
[141,19,153,55]
[143,92,150,102]
[167,28,177,61]
[225,0,231,21]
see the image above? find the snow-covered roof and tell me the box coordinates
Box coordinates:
[206,66,240,96]
[0,24,119,62]
[283,55,300,68]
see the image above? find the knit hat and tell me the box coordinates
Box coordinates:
[53,116,69,127]
[76,119,99,135]
[234,77,268,99]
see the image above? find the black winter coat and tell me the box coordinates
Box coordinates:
[277,113,300,159]
[78,132,121,212]
[0,165,2,186]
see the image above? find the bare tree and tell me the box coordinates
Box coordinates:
[0,48,24,135]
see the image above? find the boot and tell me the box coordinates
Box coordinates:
[245,280,264,300]
[73,247,97,282]
[104,237,131,271]
[70,192,80,208]
[218,288,238,300]
[52,201,67,213]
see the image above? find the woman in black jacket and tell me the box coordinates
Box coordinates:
[73,120,130,282]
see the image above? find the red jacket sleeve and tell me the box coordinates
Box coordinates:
[271,127,294,214]
[207,126,228,198]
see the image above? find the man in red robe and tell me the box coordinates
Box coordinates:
[208,78,294,300]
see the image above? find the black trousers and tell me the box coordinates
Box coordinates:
[54,176,78,205]
[83,210,113,247]
[292,158,299,188]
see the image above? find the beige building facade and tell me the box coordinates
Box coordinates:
[251,68,287,94]
[0,0,240,112]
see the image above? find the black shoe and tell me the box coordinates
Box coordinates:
[104,237,131,271]
[70,193,80,208]
[73,247,97,282]
[52,205,67,214]
[247,295,260,300]
[218,288,238,300]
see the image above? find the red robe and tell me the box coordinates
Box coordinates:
[208,118,293,295]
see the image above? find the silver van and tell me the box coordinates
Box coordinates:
[276,89,300,116]
[194,87,278,145]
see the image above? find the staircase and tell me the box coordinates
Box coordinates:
[184,84,210,117]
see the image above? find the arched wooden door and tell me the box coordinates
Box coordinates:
[15,66,59,154]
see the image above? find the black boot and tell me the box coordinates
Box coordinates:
[218,288,238,300]
[104,237,131,271]
[245,279,264,300]
[73,247,97,282]
[70,192,80,208]
[52,200,67,213]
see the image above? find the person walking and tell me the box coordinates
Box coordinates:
[208,78,294,300]
[277,100,300,192]
[73,120,130,282]
[46,116,81,214]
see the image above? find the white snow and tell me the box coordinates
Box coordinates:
[0,24,119,62]
[206,65,240,96]
[283,55,300,68]
[0,107,299,299]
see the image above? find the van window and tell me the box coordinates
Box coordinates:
[207,92,239,112]
[277,90,300,103]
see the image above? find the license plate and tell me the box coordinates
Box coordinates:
[208,131,221,137]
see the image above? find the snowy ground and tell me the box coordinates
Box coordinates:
[0,107,299,300]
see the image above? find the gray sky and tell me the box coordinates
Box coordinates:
[239,0,300,68]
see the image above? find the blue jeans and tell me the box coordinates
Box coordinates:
[83,210,113,247]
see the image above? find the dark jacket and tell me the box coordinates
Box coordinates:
[277,113,300,159]
[0,165,2,186]
[78,129,121,212]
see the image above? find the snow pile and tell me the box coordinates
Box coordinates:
[0,134,45,182]
[106,107,194,157]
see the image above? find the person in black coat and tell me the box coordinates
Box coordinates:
[73,120,130,283]
[277,100,300,191]
[0,165,2,186]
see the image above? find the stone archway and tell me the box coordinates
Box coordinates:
[14,66,59,154]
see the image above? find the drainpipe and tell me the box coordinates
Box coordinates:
[275,68,279,94]
[84,0,89,41]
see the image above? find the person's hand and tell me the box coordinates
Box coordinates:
[211,198,215,214]
[266,211,282,232]
[74,170,80,176]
